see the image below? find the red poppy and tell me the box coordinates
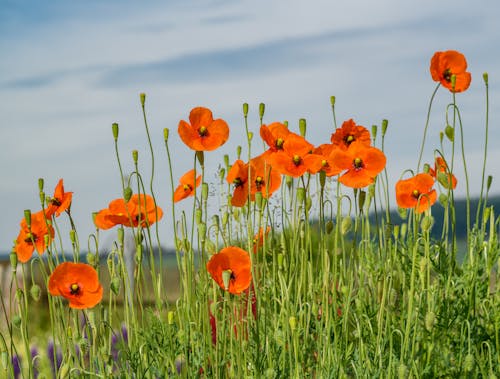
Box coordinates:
[329,141,386,188]
[94,194,163,229]
[252,226,271,253]
[173,169,202,203]
[269,134,323,177]
[395,173,437,213]
[330,119,371,150]
[430,50,471,93]
[249,154,281,200]
[206,246,252,295]
[226,160,253,207]
[15,210,54,263]
[45,179,73,218]
[429,157,457,190]
[48,262,103,309]
[313,144,342,177]
[178,107,229,151]
[260,122,293,152]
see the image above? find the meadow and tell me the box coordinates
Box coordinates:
[1,50,499,378]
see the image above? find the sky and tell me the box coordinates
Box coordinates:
[1,0,499,254]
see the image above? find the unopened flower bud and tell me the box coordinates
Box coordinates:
[423,163,430,173]
[12,315,22,329]
[140,92,146,106]
[288,316,297,331]
[247,131,253,141]
[445,125,454,142]
[463,353,474,372]
[10,251,18,271]
[358,190,366,210]
[236,146,242,159]
[38,178,44,191]
[483,72,488,85]
[278,253,284,270]
[202,182,209,201]
[112,123,119,140]
[163,128,169,142]
[326,220,334,234]
[132,150,139,163]
[30,284,41,302]
[299,118,306,137]
[420,215,433,232]
[123,187,133,202]
[371,125,378,141]
[110,277,121,295]
[425,311,436,331]
[341,217,352,235]
[330,96,336,106]
[259,103,265,120]
[168,311,175,325]
[196,150,204,166]
[296,188,306,204]
[397,363,408,379]
[381,119,388,137]
[24,209,32,228]
[242,103,249,117]
[487,175,493,191]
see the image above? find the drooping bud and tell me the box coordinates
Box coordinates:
[326,220,334,234]
[463,353,474,372]
[110,277,121,295]
[299,118,307,137]
[112,123,119,141]
[444,125,454,142]
[123,187,133,202]
[420,215,433,232]
[341,217,352,235]
[30,284,41,302]
[296,187,306,204]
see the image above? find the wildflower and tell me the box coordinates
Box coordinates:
[252,226,271,253]
[207,246,252,294]
[330,141,386,188]
[313,143,342,177]
[430,50,471,92]
[249,154,281,199]
[226,160,253,207]
[94,194,163,229]
[270,134,323,177]
[48,262,103,309]
[330,119,371,150]
[15,210,54,263]
[178,107,229,151]
[45,179,73,217]
[429,157,457,189]
[395,173,437,213]
[173,169,202,202]
[260,122,293,152]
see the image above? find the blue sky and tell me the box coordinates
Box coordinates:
[1,0,499,253]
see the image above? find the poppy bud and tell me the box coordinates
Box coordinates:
[398,207,407,219]
[296,188,306,204]
[59,362,70,379]
[400,223,407,239]
[393,225,400,239]
[198,222,207,238]
[38,178,44,191]
[381,119,388,137]
[358,190,366,210]
[438,193,448,207]
[10,250,17,271]
[371,125,378,141]
[247,131,253,141]
[163,128,169,142]
[420,215,433,232]
[195,208,203,225]
[224,154,230,169]
[86,252,96,266]
[140,92,146,106]
[397,363,408,379]
[30,284,41,302]
[299,118,306,137]
[24,209,32,228]
[330,96,336,106]
[132,150,139,163]
[288,316,297,331]
[123,187,133,202]
[444,125,454,142]
[259,103,265,120]
[135,244,143,264]
[219,168,225,181]
[243,103,249,117]
[319,170,326,189]
[236,146,242,159]
[483,72,488,85]
[283,120,289,128]
[196,151,204,166]
[277,253,284,270]
[423,163,430,173]
[202,182,209,201]
[439,131,444,144]
[12,314,22,328]
[69,229,77,244]
[110,277,121,295]
[341,217,352,235]
[487,175,493,191]
[39,190,45,205]
[111,123,120,142]
[168,311,175,325]
[44,234,50,249]
[326,220,334,234]
[463,353,474,372]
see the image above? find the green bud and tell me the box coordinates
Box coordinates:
[242,103,249,117]
[132,150,139,163]
[483,72,489,85]
[163,128,169,142]
[371,125,378,141]
[423,163,430,173]
[112,123,119,141]
[393,225,400,239]
[259,103,265,120]
[400,223,407,239]
[38,178,44,191]
[123,187,133,202]
[202,182,209,201]
[326,220,334,234]
[439,131,444,144]
[110,277,121,295]
[288,316,297,331]
[168,311,175,325]
[236,145,242,159]
[247,131,253,141]
[420,215,433,232]
[319,170,326,189]
[445,125,454,142]
[299,118,306,137]
[381,119,388,137]
[78,337,90,353]
[283,120,288,128]
[12,315,22,329]
[86,253,96,266]
[341,217,352,235]
[330,96,336,106]
[397,363,408,379]
[196,150,204,166]
[277,253,284,270]
[39,191,45,205]
[69,229,77,244]
[197,222,207,238]
[358,190,366,210]
[439,193,448,207]
[219,168,225,181]
[140,92,146,106]
[24,209,32,228]
[463,353,474,372]
[59,361,71,378]
[9,251,17,271]
[224,154,230,169]
[135,244,143,264]
[296,188,306,204]
[487,175,493,191]
[30,284,41,302]
[398,207,407,219]
[195,208,203,225]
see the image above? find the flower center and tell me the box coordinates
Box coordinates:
[183,184,192,192]
[198,126,208,137]
[293,155,301,166]
[50,198,62,206]
[70,283,80,295]
[276,138,284,149]
[443,69,452,82]
[412,189,420,199]
[321,159,328,167]
[353,157,363,169]
[255,176,264,191]
[233,177,244,187]
[24,232,37,244]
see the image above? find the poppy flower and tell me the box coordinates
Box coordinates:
[207,246,252,295]
[15,210,54,263]
[269,134,324,178]
[395,173,437,213]
[252,226,271,253]
[45,179,73,218]
[226,160,253,207]
[173,169,202,203]
[430,50,471,93]
[94,194,163,229]
[48,262,103,309]
[313,144,343,177]
[260,122,293,152]
[249,154,281,199]
[429,157,457,190]
[178,107,229,151]
[330,119,371,150]
[330,141,386,188]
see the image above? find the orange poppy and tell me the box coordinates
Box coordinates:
[45,179,73,218]
[94,194,163,229]
[249,154,281,199]
[395,173,437,213]
[206,246,252,295]
[430,50,471,93]
[330,141,386,188]
[313,144,342,177]
[15,210,54,263]
[270,134,323,178]
[178,107,229,151]
[330,119,371,150]
[173,169,202,203]
[226,160,253,207]
[429,157,457,190]
[252,226,271,253]
[48,262,103,309]
[260,122,293,152]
